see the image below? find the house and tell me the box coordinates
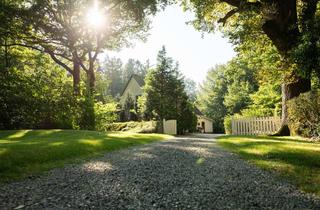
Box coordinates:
[120,74,144,107]
[120,74,214,133]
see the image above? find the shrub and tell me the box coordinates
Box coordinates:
[102,121,157,133]
[223,116,232,134]
[288,90,320,138]
[0,60,82,130]
[94,102,118,131]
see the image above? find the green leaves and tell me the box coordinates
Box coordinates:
[288,90,320,138]
[197,40,282,132]
[141,46,196,134]
[94,102,118,131]
[0,46,77,129]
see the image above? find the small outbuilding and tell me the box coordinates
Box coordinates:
[195,108,213,133]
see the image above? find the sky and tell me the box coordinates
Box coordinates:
[105,5,236,85]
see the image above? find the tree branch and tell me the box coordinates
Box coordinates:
[72,50,88,72]
[45,49,73,74]
[218,8,239,26]
[3,43,44,53]
[218,0,261,26]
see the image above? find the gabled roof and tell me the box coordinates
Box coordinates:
[195,107,213,121]
[132,74,145,87]
[121,74,145,96]
[195,107,203,116]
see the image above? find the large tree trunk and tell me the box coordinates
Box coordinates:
[261,0,305,135]
[275,72,311,135]
[86,67,95,94]
[73,60,80,95]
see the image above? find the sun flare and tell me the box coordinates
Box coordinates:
[86,2,106,30]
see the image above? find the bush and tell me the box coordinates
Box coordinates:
[95,102,117,131]
[102,121,157,133]
[0,61,81,130]
[288,90,320,138]
[223,116,232,134]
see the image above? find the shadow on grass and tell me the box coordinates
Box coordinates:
[217,135,316,144]
[220,141,320,167]
[218,135,320,196]
[0,130,168,182]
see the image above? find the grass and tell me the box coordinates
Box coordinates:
[217,135,320,196]
[0,129,172,183]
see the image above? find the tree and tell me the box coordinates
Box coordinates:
[1,0,163,130]
[102,56,124,97]
[122,59,149,83]
[176,92,197,134]
[100,56,150,98]
[0,46,80,129]
[143,47,177,121]
[141,46,196,134]
[184,78,198,102]
[197,39,285,132]
[1,0,154,94]
[95,67,112,103]
[197,65,227,132]
[224,81,252,114]
[182,0,320,135]
[241,83,282,117]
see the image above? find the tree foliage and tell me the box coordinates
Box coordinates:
[0,46,79,129]
[0,0,160,94]
[197,41,282,132]
[181,0,320,135]
[141,47,196,134]
[0,0,166,130]
[101,56,150,98]
[0,43,121,130]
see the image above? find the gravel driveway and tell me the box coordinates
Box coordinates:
[0,135,320,209]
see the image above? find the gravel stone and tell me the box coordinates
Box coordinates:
[0,134,319,209]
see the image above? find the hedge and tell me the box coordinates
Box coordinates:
[102,121,158,133]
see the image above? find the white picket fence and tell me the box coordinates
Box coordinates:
[231,116,281,135]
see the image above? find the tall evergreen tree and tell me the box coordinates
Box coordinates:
[142,46,196,134]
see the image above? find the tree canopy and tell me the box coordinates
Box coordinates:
[0,0,163,93]
[181,0,320,135]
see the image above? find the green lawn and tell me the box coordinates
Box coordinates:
[217,135,320,196]
[0,130,172,182]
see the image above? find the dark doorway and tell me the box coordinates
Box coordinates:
[201,122,205,133]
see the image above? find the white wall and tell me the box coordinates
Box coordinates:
[197,117,213,133]
[120,79,143,106]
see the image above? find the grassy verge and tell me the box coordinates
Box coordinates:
[0,130,172,183]
[217,135,320,196]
